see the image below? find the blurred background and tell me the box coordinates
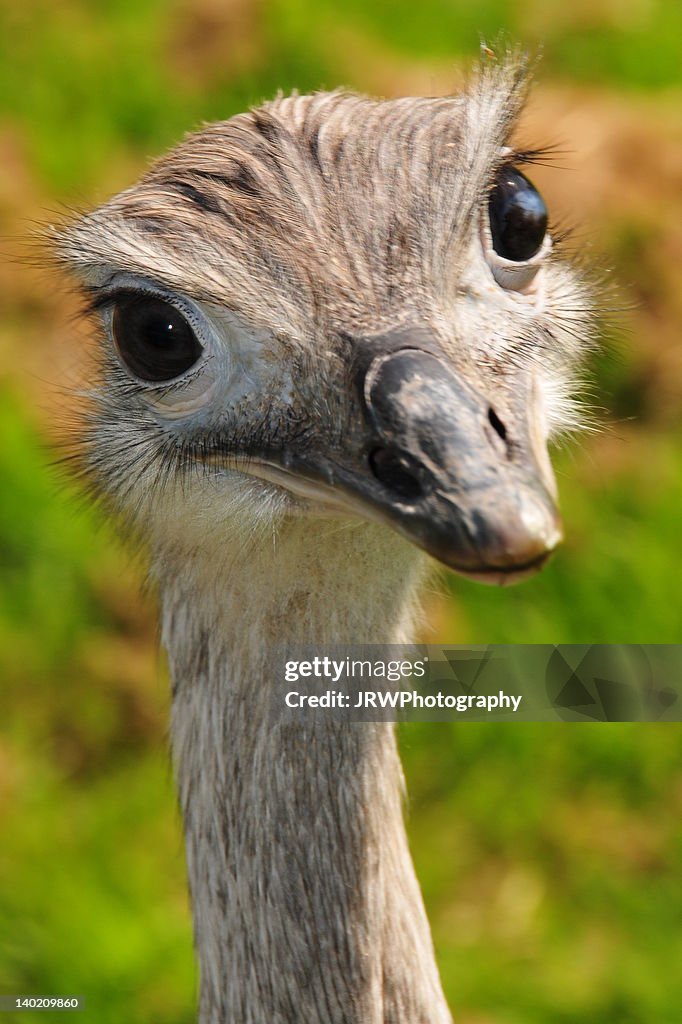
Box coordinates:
[1,1,682,1021]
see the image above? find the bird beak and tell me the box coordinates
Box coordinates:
[212,335,563,585]
[348,344,562,583]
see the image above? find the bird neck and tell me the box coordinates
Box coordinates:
[156,516,451,1024]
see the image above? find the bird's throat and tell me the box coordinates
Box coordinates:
[156,517,451,1023]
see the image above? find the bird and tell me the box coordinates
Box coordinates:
[55,53,594,1024]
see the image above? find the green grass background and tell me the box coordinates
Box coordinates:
[1,1,682,1021]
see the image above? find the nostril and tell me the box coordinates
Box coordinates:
[488,406,508,443]
[368,447,424,500]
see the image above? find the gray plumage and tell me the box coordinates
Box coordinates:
[56,55,595,1023]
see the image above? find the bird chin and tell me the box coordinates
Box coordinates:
[198,453,555,586]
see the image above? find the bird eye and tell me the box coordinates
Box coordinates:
[488,167,548,262]
[111,295,204,382]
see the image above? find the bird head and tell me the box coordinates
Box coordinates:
[57,58,594,584]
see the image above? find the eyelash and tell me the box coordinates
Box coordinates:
[83,285,167,317]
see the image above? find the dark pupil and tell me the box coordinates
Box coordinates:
[112,296,203,382]
[488,167,548,262]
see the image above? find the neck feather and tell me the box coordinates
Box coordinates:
[156,516,451,1024]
